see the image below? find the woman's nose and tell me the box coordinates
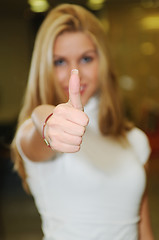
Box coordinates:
[69,63,79,72]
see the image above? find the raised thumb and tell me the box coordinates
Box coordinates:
[69,69,83,110]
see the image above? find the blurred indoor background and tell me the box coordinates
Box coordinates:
[0,0,159,239]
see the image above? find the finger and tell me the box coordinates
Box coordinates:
[69,69,83,111]
[50,139,81,153]
[47,115,86,136]
[52,131,82,146]
[53,104,89,127]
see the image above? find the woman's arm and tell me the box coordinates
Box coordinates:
[139,192,154,240]
[17,105,56,162]
[139,162,154,240]
[16,71,89,162]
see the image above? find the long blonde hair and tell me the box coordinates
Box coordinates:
[11,3,132,191]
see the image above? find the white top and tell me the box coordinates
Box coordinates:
[16,96,151,240]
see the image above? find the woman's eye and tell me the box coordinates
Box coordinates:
[81,56,93,63]
[54,59,65,66]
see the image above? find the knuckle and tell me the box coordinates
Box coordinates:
[80,112,89,126]
[78,136,82,145]
[74,145,80,152]
[81,126,86,136]
[84,114,89,125]
[75,136,82,145]
[54,104,67,115]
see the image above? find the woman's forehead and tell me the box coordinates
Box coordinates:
[53,31,96,55]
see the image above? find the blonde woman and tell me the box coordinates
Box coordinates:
[11,4,154,240]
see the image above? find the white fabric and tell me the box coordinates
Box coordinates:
[16,96,151,240]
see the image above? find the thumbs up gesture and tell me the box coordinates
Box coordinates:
[47,69,89,153]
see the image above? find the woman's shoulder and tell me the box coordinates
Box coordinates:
[127,127,148,142]
[127,127,151,165]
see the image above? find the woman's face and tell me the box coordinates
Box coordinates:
[53,31,99,106]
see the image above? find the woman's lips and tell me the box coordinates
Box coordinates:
[80,84,86,95]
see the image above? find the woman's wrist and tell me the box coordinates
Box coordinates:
[42,113,53,147]
[31,105,54,139]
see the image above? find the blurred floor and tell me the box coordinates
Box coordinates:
[0,157,42,240]
[0,156,159,240]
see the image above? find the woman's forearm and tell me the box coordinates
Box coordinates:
[16,105,56,162]
[139,193,154,240]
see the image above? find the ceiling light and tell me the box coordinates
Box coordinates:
[28,0,50,13]
[140,15,159,30]
[87,0,106,11]
[119,75,135,91]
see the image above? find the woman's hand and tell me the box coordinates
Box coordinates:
[45,69,89,153]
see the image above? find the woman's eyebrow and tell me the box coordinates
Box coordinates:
[53,54,65,58]
[82,49,97,54]
[53,49,97,60]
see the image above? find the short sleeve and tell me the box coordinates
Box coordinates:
[127,128,151,165]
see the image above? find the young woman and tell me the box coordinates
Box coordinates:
[11,4,154,240]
